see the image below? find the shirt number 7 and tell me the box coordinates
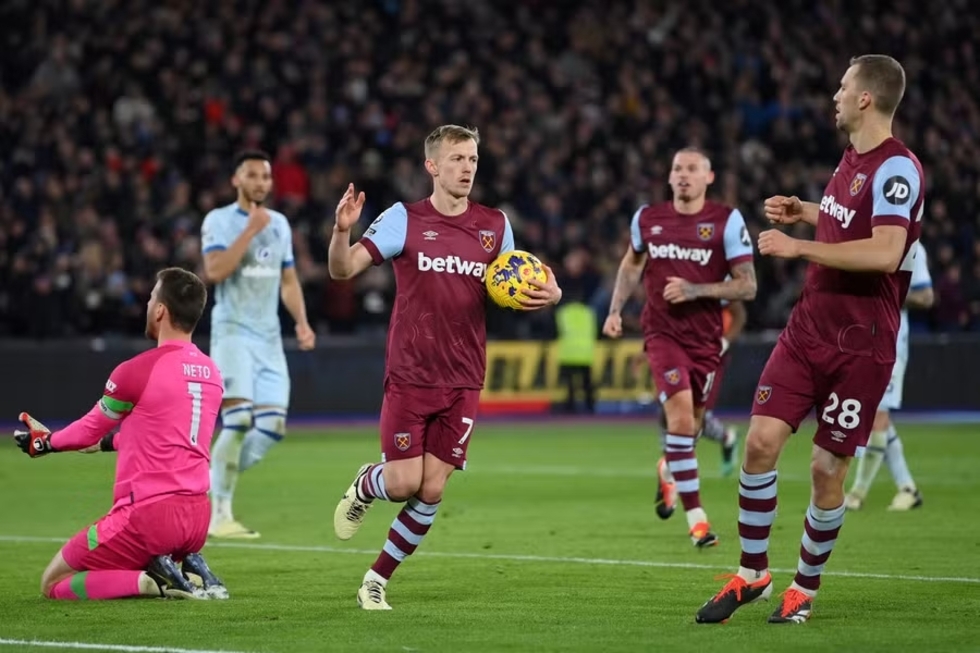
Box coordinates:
[459,417,474,445]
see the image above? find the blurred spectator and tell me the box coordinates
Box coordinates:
[0,0,977,338]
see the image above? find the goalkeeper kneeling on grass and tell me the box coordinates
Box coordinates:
[12,267,231,601]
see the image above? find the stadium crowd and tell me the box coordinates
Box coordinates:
[1,0,978,339]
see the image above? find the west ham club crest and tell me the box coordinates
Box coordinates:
[756,385,773,404]
[479,230,495,252]
[849,173,867,196]
[394,432,411,451]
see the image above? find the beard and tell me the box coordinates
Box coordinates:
[245,189,267,205]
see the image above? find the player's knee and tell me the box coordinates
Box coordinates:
[39,571,62,598]
[664,411,697,436]
[239,408,286,471]
[253,408,286,439]
[220,403,253,434]
[744,429,781,470]
[383,464,423,502]
[417,476,448,504]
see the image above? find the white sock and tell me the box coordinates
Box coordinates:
[210,404,253,522]
[737,566,769,583]
[789,580,817,598]
[210,428,246,522]
[686,507,707,530]
[850,428,887,495]
[364,569,388,587]
[884,425,915,490]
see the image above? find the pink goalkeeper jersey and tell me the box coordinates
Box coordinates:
[49,341,223,511]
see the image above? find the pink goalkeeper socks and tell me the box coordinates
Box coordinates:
[49,570,143,600]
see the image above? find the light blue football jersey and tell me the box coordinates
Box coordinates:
[201,203,294,340]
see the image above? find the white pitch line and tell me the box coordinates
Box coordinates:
[1,535,976,585]
[0,639,250,653]
[469,464,977,486]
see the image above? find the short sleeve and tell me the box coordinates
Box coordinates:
[872,155,922,227]
[723,208,754,264]
[629,205,647,253]
[281,218,295,269]
[500,212,516,255]
[99,359,147,420]
[201,210,230,254]
[359,203,409,265]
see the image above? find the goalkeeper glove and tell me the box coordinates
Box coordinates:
[13,412,57,458]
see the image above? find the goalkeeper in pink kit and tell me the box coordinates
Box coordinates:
[14,268,228,600]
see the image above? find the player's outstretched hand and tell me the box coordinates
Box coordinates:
[663,276,698,304]
[335,183,366,233]
[517,264,562,310]
[758,229,802,259]
[13,412,56,458]
[246,202,271,234]
[764,195,804,225]
[602,314,623,339]
[296,322,316,351]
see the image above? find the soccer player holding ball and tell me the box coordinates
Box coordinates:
[328,125,562,609]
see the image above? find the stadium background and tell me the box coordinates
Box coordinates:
[1,0,978,417]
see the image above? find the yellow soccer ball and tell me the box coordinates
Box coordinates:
[485,250,548,309]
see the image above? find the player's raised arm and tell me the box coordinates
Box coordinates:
[329,186,407,280]
[201,203,270,284]
[604,207,648,338]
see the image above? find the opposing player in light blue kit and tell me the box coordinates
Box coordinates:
[201,151,316,539]
[845,240,934,511]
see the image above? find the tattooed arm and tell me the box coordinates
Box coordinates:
[662,261,758,304]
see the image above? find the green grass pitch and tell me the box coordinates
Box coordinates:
[1,421,978,652]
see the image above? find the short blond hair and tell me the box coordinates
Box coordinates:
[424,124,480,159]
[674,146,712,170]
[850,54,906,116]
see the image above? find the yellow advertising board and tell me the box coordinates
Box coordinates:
[481,339,654,406]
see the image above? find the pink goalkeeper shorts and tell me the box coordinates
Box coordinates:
[62,493,210,571]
